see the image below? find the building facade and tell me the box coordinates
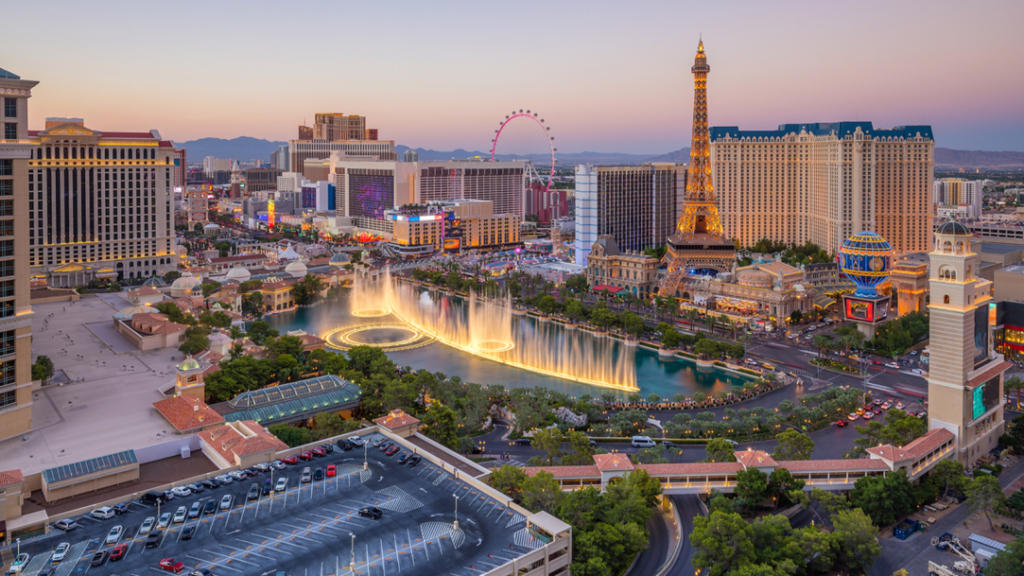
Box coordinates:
[584,236,659,298]
[927,221,1009,465]
[935,178,983,219]
[573,163,685,266]
[386,199,521,257]
[711,122,934,254]
[26,118,177,284]
[0,67,36,443]
[243,168,283,192]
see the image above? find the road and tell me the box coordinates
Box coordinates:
[664,495,704,576]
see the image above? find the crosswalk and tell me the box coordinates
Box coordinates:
[375,486,424,513]
[505,512,525,529]
[419,521,465,550]
[53,541,90,576]
[433,471,450,486]
[335,463,372,483]
[17,552,51,576]
[513,527,546,550]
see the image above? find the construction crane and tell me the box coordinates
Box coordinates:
[930,534,978,574]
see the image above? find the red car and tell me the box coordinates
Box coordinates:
[298,451,314,461]
[836,420,848,427]
[110,543,127,561]
[326,464,336,477]
[385,445,401,456]
[159,558,185,573]
[281,455,299,465]
[311,447,327,457]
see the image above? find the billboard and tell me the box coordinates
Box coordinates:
[974,305,990,367]
[348,169,394,220]
[973,376,1002,420]
[844,296,889,323]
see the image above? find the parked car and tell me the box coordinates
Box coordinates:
[359,507,383,519]
[298,451,314,461]
[282,455,299,465]
[92,506,116,520]
[91,550,108,567]
[145,530,164,548]
[52,542,71,562]
[159,558,186,573]
[326,464,337,477]
[11,553,28,571]
[201,479,220,490]
[408,455,422,467]
[189,570,214,576]
[54,518,78,532]
[162,490,176,501]
[378,440,392,452]
[187,483,205,494]
[112,502,130,515]
[276,477,288,492]
[203,500,218,516]
[373,437,385,447]
[321,443,335,454]
[270,460,287,470]
[349,435,365,446]
[181,525,197,541]
[140,516,156,534]
[189,501,201,519]
[110,543,127,561]
[157,512,172,529]
[301,467,312,484]
[171,486,191,498]
[385,445,401,456]
[337,439,354,451]
[311,447,326,458]
[397,453,411,465]
[228,471,247,482]
[247,483,260,501]
[253,463,270,472]
[214,474,233,484]
[220,494,233,510]
[314,468,324,481]
[848,413,859,421]
[106,525,124,544]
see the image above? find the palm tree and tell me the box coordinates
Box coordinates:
[1007,376,1024,410]
[811,335,831,361]
[685,308,702,331]
[704,314,717,336]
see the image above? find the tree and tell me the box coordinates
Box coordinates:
[265,334,304,358]
[178,333,209,356]
[1006,376,1024,410]
[268,424,316,447]
[772,429,814,461]
[788,309,803,324]
[238,279,264,294]
[163,270,182,283]
[572,520,648,576]
[690,511,756,576]
[564,274,589,293]
[619,311,645,339]
[984,537,1024,575]
[292,274,325,306]
[242,292,265,317]
[200,281,222,298]
[31,355,55,382]
[735,468,770,507]
[246,320,279,345]
[530,427,565,466]
[929,459,969,500]
[589,303,617,331]
[421,403,459,449]
[1000,413,1024,453]
[489,465,527,502]
[565,298,588,323]
[767,468,805,507]
[850,469,916,526]
[967,475,1007,530]
[703,438,738,463]
[154,301,191,325]
[832,508,881,573]
[521,471,562,513]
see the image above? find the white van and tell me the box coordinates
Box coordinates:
[631,436,656,448]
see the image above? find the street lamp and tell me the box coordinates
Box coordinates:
[363,441,369,470]
[350,532,356,571]
[453,493,460,531]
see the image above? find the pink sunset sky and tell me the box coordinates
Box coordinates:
[4,0,1023,153]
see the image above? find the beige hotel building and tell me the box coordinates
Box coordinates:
[0,68,36,443]
[710,122,934,254]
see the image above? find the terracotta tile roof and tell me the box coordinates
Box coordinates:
[755,261,801,276]
[130,313,188,335]
[373,409,420,430]
[297,333,326,349]
[867,428,955,463]
[210,254,268,264]
[593,453,635,472]
[866,444,898,462]
[777,459,891,472]
[640,462,745,475]
[735,449,778,469]
[128,286,163,297]
[522,466,601,478]
[967,361,1013,389]
[0,469,24,487]
[198,421,286,464]
[153,395,225,433]
[262,281,293,291]
[235,420,288,456]
[307,257,331,267]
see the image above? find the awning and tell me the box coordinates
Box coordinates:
[592,284,625,294]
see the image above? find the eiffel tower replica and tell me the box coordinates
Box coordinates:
[659,38,736,297]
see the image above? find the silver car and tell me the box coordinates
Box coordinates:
[105,525,123,545]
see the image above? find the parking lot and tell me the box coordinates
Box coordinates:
[7,433,537,576]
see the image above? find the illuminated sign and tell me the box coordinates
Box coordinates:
[267,200,275,229]
[844,296,889,323]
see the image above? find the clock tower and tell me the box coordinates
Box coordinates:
[927,221,1010,465]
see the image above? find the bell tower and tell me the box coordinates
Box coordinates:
[927,221,1008,465]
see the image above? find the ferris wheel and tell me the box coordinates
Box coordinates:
[491,110,556,193]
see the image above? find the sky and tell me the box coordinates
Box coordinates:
[4,0,1024,154]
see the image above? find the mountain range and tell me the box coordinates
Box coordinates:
[172,136,1024,169]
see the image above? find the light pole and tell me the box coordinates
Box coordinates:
[363,441,369,470]
[350,532,356,571]
[453,493,459,531]
[16,537,20,558]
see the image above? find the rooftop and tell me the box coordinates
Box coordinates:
[215,374,362,426]
[0,67,20,79]
[152,395,226,433]
[373,409,421,431]
[710,122,933,142]
[42,450,138,485]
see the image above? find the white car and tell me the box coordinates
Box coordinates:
[157,512,172,529]
[349,435,365,446]
[214,474,234,484]
[170,486,192,498]
[885,362,900,369]
[228,471,247,482]
[91,506,115,520]
[105,525,123,544]
[140,516,156,534]
[219,494,233,510]
[11,553,28,570]
[52,542,71,561]
[270,460,287,470]
[173,506,187,524]
[275,477,288,492]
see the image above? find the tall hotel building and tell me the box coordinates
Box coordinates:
[0,68,36,442]
[574,164,685,266]
[26,118,178,285]
[289,112,395,174]
[710,122,934,254]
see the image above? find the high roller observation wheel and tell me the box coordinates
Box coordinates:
[491,109,556,193]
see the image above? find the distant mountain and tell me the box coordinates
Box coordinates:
[935,147,1024,169]
[172,137,287,162]
[645,148,690,164]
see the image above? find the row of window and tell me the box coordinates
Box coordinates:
[36,146,157,161]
